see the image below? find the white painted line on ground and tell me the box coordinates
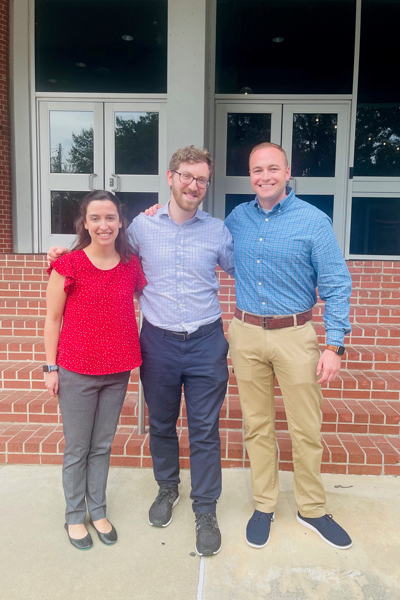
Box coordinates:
[197,556,205,600]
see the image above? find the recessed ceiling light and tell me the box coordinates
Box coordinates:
[122,34,133,41]
[76,62,86,68]
[239,86,253,95]
[48,79,57,83]
[272,37,284,43]
[153,21,158,25]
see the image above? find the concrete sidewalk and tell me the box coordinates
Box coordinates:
[0,465,399,600]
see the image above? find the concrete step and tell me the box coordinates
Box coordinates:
[0,421,399,475]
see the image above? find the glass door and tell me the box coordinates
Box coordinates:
[214,101,350,249]
[104,102,167,223]
[282,103,350,248]
[38,101,104,251]
[38,100,167,250]
[214,103,282,220]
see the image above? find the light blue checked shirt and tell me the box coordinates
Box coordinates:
[127,202,234,333]
[224,187,352,346]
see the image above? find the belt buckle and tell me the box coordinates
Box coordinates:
[262,316,271,330]
[172,332,187,341]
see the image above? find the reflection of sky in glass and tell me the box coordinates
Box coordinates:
[115,112,147,123]
[50,111,93,168]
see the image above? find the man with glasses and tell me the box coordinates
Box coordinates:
[47,146,234,557]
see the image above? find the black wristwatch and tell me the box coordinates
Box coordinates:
[326,345,345,356]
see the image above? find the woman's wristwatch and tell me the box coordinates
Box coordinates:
[43,364,59,372]
[326,345,345,356]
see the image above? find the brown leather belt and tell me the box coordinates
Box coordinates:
[234,307,312,330]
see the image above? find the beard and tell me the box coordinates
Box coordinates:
[171,182,203,212]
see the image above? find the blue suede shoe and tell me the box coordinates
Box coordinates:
[245,510,275,548]
[297,512,352,549]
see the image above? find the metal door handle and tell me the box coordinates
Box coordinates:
[88,173,97,190]
[110,174,120,192]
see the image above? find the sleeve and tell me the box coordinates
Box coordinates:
[217,223,235,277]
[126,218,140,256]
[46,253,76,295]
[311,217,352,346]
[131,255,147,292]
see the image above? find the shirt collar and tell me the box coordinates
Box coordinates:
[252,186,295,214]
[160,200,208,222]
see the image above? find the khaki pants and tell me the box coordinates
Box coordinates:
[228,316,326,518]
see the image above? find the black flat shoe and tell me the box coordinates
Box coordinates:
[89,519,118,545]
[64,523,93,550]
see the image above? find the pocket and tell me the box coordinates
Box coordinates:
[231,361,252,382]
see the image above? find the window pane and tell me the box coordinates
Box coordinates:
[115,113,158,175]
[35,0,167,93]
[350,197,400,256]
[358,1,400,104]
[225,194,254,218]
[50,112,93,174]
[227,113,271,176]
[117,192,159,223]
[354,106,400,177]
[291,114,337,177]
[51,191,86,234]
[216,0,356,94]
[296,195,333,221]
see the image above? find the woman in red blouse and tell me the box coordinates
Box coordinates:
[44,190,146,550]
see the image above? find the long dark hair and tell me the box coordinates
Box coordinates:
[71,190,132,263]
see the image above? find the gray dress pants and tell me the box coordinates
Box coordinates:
[58,366,131,524]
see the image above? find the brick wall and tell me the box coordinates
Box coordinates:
[0,255,399,472]
[0,0,12,253]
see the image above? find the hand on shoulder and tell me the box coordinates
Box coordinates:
[47,246,69,266]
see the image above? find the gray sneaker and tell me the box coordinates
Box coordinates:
[148,485,180,527]
[195,512,221,556]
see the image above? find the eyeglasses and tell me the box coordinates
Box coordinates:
[172,170,210,189]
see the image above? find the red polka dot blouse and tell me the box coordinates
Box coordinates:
[48,250,147,375]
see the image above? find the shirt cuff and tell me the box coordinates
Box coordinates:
[326,330,345,346]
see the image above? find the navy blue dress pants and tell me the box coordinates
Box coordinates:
[140,318,229,514]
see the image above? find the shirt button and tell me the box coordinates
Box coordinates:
[258,282,262,285]
[262,302,266,305]
[257,260,260,263]
[259,238,263,241]
[265,218,268,222]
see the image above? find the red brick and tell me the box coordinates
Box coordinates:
[321,464,347,474]
[348,465,383,475]
[7,453,40,464]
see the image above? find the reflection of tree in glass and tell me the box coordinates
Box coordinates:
[50,127,94,174]
[354,106,400,176]
[227,113,271,176]
[115,113,158,175]
[291,114,337,177]
[51,191,85,234]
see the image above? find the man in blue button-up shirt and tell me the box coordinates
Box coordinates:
[128,146,234,557]
[225,142,353,551]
